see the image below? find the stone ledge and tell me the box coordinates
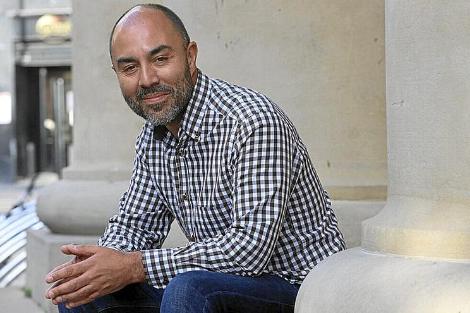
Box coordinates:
[36,180,128,235]
[26,228,98,313]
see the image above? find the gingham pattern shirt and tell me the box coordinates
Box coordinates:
[99,71,345,289]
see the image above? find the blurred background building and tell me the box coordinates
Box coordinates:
[0,0,72,183]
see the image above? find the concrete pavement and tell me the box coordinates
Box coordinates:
[0,287,45,312]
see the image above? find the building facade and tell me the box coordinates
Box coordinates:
[0,0,72,182]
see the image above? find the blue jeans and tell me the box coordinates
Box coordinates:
[58,270,299,313]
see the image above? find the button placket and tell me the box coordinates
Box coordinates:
[194,131,201,142]
[176,147,185,157]
[176,140,195,241]
[177,143,188,206]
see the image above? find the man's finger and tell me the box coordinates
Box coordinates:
[45,262,84,284]
[66,291,100,310]
[61,244,98,257]
[45,275,75,298]
[46,260,74,280]
[46,274,87,300]
[54,284,97,308]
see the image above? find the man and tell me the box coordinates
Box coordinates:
[45,3,345,312]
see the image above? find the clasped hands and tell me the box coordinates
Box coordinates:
[45,244,145,309]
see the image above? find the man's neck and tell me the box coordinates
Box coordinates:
[166,119,181,139]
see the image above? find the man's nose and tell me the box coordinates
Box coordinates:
[139,64,159,88]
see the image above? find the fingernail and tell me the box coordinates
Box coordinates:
[46,275,52,283]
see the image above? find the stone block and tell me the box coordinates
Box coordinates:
[26,228,98,313]
[26,222,187,313]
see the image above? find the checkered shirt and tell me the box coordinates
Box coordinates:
[98,71,345,289]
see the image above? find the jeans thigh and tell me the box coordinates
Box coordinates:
[162,270,299,313]
[58,283,164,313]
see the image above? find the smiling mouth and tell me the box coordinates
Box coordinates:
[141,92,170,104]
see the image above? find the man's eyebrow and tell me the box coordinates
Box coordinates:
[116,45,174,65]
[116,56,136,65]
[149,45,173,55]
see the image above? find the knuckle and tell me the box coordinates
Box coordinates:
[79,286,91,297]
[65,267,74,276]
[68,283,76,292]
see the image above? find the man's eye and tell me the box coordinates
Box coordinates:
[122,65,137,74]
[154,56,169,64]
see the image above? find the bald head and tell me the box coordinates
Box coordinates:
[109,4,190,59]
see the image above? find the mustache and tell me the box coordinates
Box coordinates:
[136,84,174,101]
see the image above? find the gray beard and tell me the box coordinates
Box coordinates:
[124,70,193,127]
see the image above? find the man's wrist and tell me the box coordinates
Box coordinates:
[127,251,147,284]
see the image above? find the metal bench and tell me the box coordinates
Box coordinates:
[0,175,45,287]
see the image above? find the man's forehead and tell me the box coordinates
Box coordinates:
[110,5,188,61]
[112,7,181,47]
[115,7,166,33]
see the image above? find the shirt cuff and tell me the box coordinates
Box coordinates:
[141,248,177,288]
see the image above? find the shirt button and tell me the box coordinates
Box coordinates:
[181,193,189,201]
[176,149,184,157]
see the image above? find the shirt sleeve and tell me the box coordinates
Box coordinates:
[98,129,174,253]
[141,113,298,288]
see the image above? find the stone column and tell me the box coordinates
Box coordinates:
[296,1,470,312]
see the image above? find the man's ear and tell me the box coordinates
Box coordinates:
[186,41,198,75]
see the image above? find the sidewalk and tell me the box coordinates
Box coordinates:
[0,288,45,313]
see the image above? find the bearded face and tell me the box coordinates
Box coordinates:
[111,8,198,130]
[124,63,193,126]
